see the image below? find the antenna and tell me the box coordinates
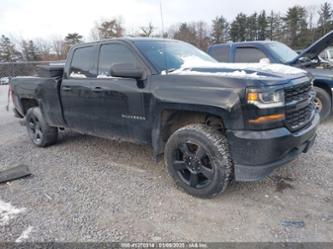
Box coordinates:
[160,0,168,74]
[160,1,165,38]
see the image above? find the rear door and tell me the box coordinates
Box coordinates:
[61,45,99,133]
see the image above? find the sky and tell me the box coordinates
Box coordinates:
[0,0,325,41]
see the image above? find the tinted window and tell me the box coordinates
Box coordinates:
[98,43,139,76]
[69,46,97,78]
[235,47,268,63]
[209,46,229,62]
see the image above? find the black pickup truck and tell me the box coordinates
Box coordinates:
[10,38,319,198]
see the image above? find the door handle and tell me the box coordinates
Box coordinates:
[92,86,104,92]
[62,86,72,91]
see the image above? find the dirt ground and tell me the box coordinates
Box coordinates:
[0,85,332,242]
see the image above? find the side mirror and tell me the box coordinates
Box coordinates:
[110,63,145,79]
[298,56,308,63]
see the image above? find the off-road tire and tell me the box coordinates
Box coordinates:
[26,107,58,147]
[314,86,331,122]
[164,124,233,198]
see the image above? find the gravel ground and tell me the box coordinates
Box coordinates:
[0,84,332,242]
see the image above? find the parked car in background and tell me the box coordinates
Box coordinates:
[0,77,9,85]
[10,38,318,198]
[208,31,333,121]
[319,47,333,66]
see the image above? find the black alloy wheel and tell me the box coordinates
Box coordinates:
[173,142,214,189]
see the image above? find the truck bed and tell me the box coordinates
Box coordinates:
[11,76,65,127]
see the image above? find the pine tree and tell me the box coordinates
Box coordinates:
[0,35,21,62]
[317,2,333,36]
[63,33,83,55]
[98,19,124,39]
[246,13,258,40]
[21,40,40,61]
[267,11,283,41]
[211,16,229,43]
[257,11,268,40]
[283,6,308,48]
[65,33,83,45]
[229,13,247,41]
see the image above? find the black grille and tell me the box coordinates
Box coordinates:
[284,81,314,131]
[285,81,312,103]
[285,104,314,131]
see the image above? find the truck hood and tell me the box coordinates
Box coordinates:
[169,61,307,82]
[305,68,333,80]
[289,30,333,65]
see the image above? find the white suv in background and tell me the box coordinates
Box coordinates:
[319,47,333,65]
[0,77,9,85]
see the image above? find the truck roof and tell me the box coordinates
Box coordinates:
[72,37,180,48]
[209,40,279,48]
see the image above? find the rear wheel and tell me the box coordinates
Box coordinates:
[314,86,331,122]
[164,124,233,198]
[26,107,58,147]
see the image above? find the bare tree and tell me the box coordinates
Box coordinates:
[194,21,210,51]
[52,39,67,60]
[139,22,155,37]
[173,23,197,45]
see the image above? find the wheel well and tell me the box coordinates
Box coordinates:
[159,110,224,144]
[313,80,332,100]
[21,98,39,114]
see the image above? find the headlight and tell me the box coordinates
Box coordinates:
[247,89,284,108]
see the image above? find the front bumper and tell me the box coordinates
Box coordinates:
[226,113,320,181]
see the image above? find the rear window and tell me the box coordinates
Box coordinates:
[235,47,267,63]
[209,46,229,62]
[69,46,98,78]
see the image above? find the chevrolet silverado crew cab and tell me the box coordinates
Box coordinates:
[208,31,333,121]
[10,38,319,198]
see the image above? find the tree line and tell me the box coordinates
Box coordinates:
[0,1,332,62]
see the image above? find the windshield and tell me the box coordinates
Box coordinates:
[134,40,217,73]
[267,42,299,63]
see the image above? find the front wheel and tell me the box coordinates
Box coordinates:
[164,124,233,198]
[26,107,58,147]
[314,86,331,122]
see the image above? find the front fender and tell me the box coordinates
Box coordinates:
[150,86,244,156]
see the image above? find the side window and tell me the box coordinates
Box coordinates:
[210,46,229,62]
[69,46,97,78]
[235,47,268,63]
[98,43,139,77]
